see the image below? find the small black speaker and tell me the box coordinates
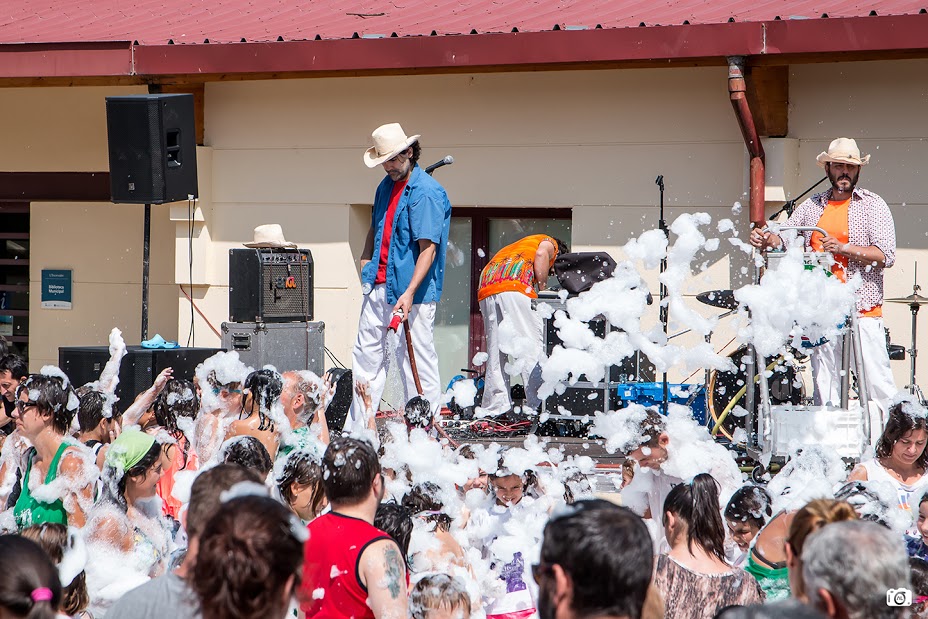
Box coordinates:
[229,249,314,322]
[105,94,199,204]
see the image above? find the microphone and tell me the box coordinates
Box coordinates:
[424,155,454,175]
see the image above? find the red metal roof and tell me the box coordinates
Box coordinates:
[0,0,925,45]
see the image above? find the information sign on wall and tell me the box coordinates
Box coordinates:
[41,269,72,310]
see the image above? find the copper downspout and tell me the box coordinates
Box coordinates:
[727,57,766,447]
[727,56,766,228]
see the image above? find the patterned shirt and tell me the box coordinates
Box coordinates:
[783,186,896,313]
[477,234,558,302]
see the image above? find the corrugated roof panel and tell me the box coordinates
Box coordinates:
[0,0,924,44]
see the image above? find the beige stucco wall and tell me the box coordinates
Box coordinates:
[29,200,177,370]
[0,84,182,371]
[789,60,928,393]
[4,59,927,396]
[200,67,749,384]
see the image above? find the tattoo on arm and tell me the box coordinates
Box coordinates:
[384,545,404,599]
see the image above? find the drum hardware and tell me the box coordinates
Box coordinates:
[886,263,928,398]
[706,347,803,440]
[886,330,906,361]
[695,290,738,311]
[745,225,873,462]
[656,174,670,412]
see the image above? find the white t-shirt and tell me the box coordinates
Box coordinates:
[861,459,928,535]
[479,503,538,618]
[620,468,683,554]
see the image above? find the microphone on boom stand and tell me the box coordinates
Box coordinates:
[767,176,828,221]
[425,155,454,175]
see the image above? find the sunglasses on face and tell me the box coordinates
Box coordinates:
[212,386,242,396]
[386,152,408,164]
[15,400,38,413]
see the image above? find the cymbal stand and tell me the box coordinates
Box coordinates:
[907,264,921,396]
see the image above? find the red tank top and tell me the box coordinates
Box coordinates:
[300,512,392,618]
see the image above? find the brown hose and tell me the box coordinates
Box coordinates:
[403,319,460,448]
[404,323,424,396]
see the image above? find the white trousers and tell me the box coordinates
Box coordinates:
[348,284,441,429]
[811,316,897,414]
[479,291,544,415]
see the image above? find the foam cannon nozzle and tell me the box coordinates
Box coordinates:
[388,309,405,332]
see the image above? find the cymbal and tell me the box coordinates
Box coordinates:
[886,293,928,306]
[696,290,739,310]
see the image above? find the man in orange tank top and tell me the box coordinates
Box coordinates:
[477,235,567,415]
[751,138,897,414]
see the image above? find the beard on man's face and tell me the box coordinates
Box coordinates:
[828,166,859,192]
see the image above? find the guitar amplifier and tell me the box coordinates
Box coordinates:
[229,249,314,323]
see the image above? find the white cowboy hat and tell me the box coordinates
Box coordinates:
[244,224,297,249]
[816,137,871,168]
[363,123,420,168]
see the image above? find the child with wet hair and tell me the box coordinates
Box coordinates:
[725,485,773,566]
[75,386,121,470]
[907,491,928,561]
[456,444,488,496]
[0,534,62,619]
[220,436,273,480]
[22,522,91,619]
[654,473,765,616]
[374,501,414,561]
[225,368,284,459]
[910,557,928,617]
[404,395,434,433]
[833,479,897,528]
[151,378,200,520]
[402,483,470,574]
[409,573,471,619]
[276,449,326,523]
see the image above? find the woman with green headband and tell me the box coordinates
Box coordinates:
[86,429,171,591]
[9,372,97,530]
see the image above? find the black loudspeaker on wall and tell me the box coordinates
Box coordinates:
[105,94,199,204]
[229,249,314,323]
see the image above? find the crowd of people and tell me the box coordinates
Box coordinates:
[0,344,923,619]
[0,127,916,619]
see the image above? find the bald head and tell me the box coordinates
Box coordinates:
[281,370,324,428]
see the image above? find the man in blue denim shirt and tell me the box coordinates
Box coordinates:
[347,123,452,430]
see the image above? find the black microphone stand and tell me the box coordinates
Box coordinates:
[656,175,669,413]
[767,176,828,221]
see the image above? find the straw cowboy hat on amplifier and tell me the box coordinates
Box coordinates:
[244,224,297,249]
